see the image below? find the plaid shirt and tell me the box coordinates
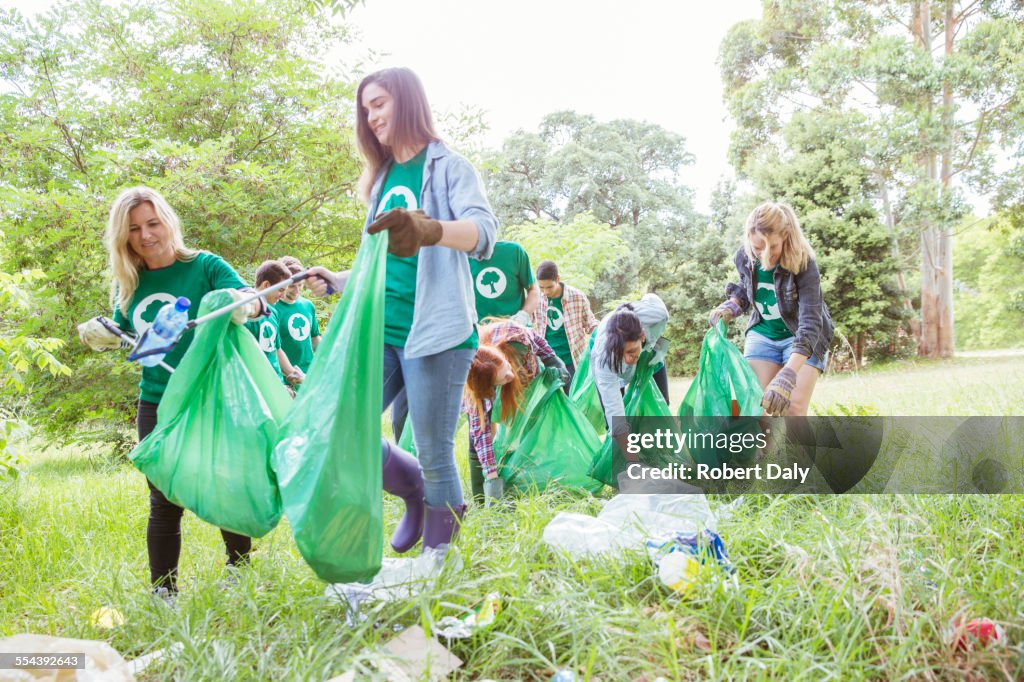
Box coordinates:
[531,282,598,365]
[464,322,556,477]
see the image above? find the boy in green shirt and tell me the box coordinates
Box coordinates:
[276,256,322,374]
[245,260,304,393]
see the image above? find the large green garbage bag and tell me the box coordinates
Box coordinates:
[272,234,387,583]
[678,322,763,467]
[679,322,763,418]
[491,367,559,457]
[588,351,678,488]
[492,369,604,494]
[130,289,291,538]
[568,334,605,435]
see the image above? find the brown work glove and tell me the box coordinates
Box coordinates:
[367,208,443,258]
[760,367,797,416]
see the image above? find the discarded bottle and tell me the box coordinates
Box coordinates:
[130,297,190,367]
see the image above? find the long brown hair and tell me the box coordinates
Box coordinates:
[464,345,526,427]
[355,67,439,201]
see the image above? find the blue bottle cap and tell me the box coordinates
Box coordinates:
[174,297,190,312]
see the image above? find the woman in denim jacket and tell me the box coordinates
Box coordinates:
[709,202,834,416]
[308,67,497,556]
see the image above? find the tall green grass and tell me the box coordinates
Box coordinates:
[1,356,1022,680]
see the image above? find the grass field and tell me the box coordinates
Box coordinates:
[1,356,1023,680]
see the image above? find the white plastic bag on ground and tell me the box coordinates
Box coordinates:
[542,494,718,557]
[325,548,461,623]
[0,635,133,682]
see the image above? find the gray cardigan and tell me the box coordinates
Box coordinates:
[363,140,497,358]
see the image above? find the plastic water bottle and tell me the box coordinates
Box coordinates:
[132,297,190,367]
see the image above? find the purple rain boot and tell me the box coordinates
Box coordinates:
[422,503,468,552]
[381,439,425,554]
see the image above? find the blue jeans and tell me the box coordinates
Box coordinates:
[744,329,825,371]
[382,344,474,508]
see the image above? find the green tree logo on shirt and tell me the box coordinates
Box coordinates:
[133,292,179,334]
[287,313,310,341]
[258,320,277,353]
[547,306,565,331]
[757,283,781,320]
[375,187,418,216]
[475,267,507,299]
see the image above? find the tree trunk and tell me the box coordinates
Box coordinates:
[914,0,955,358]
[855,331,865,369]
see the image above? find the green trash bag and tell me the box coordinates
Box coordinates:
[678,322,763,467]
[679,322,763,418]
[272,233,386,583]
[397,418,415,456]
[588,351,678,488]
[497,370,604,494]
[130,289,291,538]
[491,367,562,458]
[568,333,605,436]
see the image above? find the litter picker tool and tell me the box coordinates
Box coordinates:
[125,270,334,371]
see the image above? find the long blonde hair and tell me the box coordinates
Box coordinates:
[103,186,198,315]
[742,201,815,274]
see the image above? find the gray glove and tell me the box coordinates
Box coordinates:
[709,299,743,327]
[541,354,570,385]
[483,476,504,505]
[761,367,797,416]
[650,336,670,367]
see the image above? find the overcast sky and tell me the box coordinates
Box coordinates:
[8,0,763,212]
[336,0,763,211]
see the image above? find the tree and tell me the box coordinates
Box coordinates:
[503,212,630,296]
[0,255,70,476]
[0,0,365,441]
[750,109,909,366]
[487,111,716,371]
[953,216,1024,350]
[720,0,1024,357]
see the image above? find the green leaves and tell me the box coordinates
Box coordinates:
[0,0,365,443]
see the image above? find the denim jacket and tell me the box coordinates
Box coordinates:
[364,140,497,358]
[726,247,834,360]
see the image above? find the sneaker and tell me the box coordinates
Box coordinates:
[220,565,244,591]
[152,586,177,609]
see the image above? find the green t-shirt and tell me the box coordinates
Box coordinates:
[377,148,476,351]
[274,296,320,373]
[245,306,284,380]
[545,294,574,367]
[379,149,425,347]
[469,240,535,320]
[750,262,793,340]
[111,252,247,403]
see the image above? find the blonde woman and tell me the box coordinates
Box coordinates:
[709,202,834,416]
[79,186,263,598]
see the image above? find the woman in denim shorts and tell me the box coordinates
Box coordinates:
[708,202,834,416]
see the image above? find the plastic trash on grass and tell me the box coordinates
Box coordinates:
[645,529,735,594]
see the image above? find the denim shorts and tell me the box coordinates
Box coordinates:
[744,329,825,371]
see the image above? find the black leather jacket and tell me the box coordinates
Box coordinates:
[725,247,834,360]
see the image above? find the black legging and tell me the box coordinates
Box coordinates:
[652,364,670,404]
[137,400,251,591]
